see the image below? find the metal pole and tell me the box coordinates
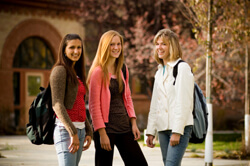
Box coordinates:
[205,104,213,166]
[205,0,213,165]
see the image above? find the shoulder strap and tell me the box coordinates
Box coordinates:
[173,60,184,85]
[122,63,127,80]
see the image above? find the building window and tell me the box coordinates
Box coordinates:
[27,75,41,96]
[13,37,54,69]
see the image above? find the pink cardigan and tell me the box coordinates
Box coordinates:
[89,66,136,131]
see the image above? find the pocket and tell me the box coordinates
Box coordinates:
[54,125,69,143]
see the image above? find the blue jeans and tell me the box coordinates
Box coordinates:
[54,125,86,166]
[158,125,192,166]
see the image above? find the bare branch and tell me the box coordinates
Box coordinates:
[177,1,201,31]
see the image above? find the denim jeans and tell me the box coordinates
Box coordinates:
[158,125,192,166]
[54,125,86,166]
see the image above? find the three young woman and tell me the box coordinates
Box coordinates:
[50,28,193,166]
[87,30,148,166]
[50,34,92,166]
[146,29,194,166]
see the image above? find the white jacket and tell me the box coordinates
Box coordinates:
[146,58,194,136]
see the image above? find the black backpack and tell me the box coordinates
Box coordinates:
[26,84,55,145]
[173,60,208,144]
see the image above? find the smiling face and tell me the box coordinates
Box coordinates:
[155,37,170,64]
[109,35,122,59]
[65,39,82,63]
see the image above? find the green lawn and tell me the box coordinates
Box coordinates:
[140,132,247,159]
[181,133,242,152]
[141,141,242,152]
[187,141,242,151]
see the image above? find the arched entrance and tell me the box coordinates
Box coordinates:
[13,37,55,128]
[0,19,62,131]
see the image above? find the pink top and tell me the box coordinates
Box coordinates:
[89,66,136,131]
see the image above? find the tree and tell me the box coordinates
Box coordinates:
[71,0,250,133]
[178,0,249,154]
[243,0,250,154]
[179,0,246,104]
[76,0,202,97]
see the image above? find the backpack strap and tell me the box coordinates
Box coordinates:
[173,60,196,118]
[173,60,185,85]
[122,63,127,80]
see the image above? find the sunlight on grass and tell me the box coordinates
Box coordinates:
[140,133,247,159]
[0,143,16,151]
[187,141,242,151]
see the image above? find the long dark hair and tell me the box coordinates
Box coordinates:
[52,34,87,90]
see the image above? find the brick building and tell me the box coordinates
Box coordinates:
[0,0,151,134]
[0,0,85,133]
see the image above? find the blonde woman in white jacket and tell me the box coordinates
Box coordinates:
[146,29,194,166]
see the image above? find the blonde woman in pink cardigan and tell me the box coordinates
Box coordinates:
[87,30,148,166]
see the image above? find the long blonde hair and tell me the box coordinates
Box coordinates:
[87,30,124,92]
[153,29,182,66]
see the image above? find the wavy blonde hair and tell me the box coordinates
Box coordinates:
[153,29,182,66]
[87,30,124,92]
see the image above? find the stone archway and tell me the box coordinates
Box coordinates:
[1,19,61,69]
[0,19,62,129]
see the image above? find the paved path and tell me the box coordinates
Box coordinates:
[0,136,249,166]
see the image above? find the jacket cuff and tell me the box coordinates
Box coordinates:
[146,128,157,136]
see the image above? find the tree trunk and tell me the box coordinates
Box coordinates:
[205,0,213,165]
[244,0,250,154]
[244,43,250,154]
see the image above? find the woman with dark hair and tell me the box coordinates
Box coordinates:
[50,34,92,166]
[87,30,148,166]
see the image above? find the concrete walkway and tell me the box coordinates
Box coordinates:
[0,135,249,166]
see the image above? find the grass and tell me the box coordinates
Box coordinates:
[0,143,16,159]
[141,140,242,152]
[140,132,249,159]
[186,138,248,159]
[187,133,243,153]
[141,140,245,159]
[187,141,242,151]
[0,143,16,151]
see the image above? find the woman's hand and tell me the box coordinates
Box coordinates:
[170,133,181,146]
[83,135,91,151]
[98,128,112,151]
[131,118,140,140]
[69,134,80,154]
[146,135,155,148]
